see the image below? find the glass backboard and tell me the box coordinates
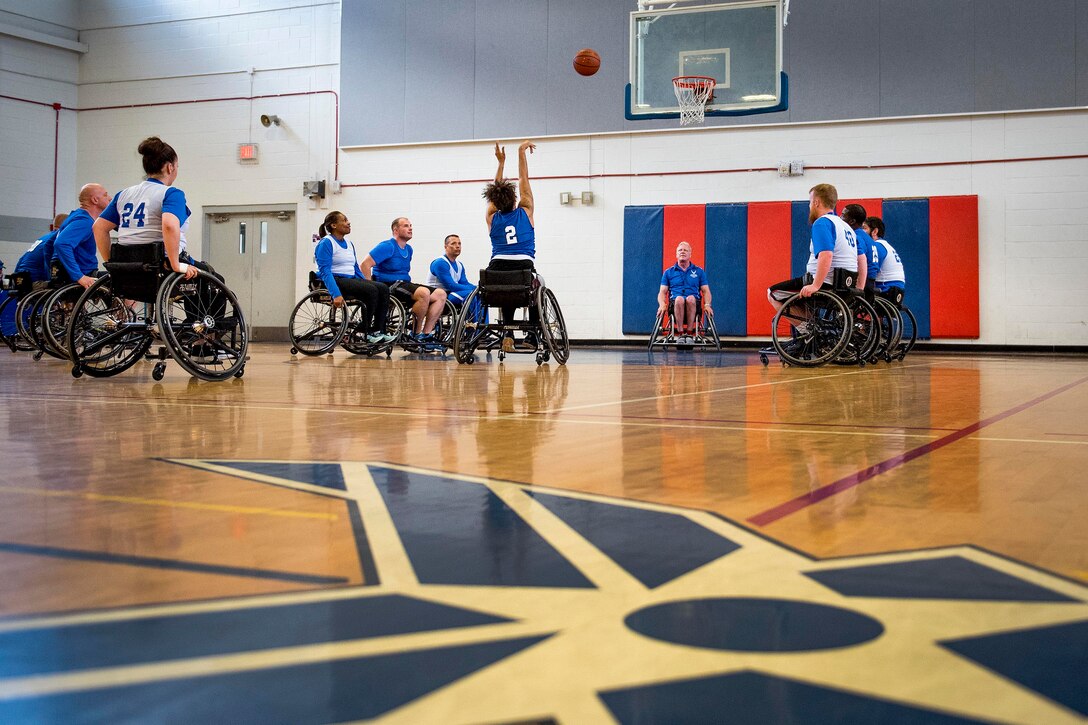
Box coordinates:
[627,0,786,120]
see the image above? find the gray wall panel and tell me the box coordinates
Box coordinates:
[0,216,50,246]
[545,0,630,136]
[473,0,549,140]
[340,0,1087,146]
[785,0,879,123]
[880,0,973,117]
[342,0,406,145]
[974,0,1076,112]
[405,0,475,143]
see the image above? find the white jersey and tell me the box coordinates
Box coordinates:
[112,181,170,245]
[806,213,858,277]
[325,236,359,276]
[873,237,905,284]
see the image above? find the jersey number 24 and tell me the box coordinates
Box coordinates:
[120,202,146,228]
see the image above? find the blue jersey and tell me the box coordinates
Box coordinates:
[428,255,475,304]
[489,207,535,259]
[15,230,58,282]
[854,228,877,280]
[368,238,413,283]
[661,263,708,298]
[51,209,99,281]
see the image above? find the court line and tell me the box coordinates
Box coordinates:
[0,541,349,585]
[747,374,1088,527]
[0,485,339,521]
[557,411,960,433]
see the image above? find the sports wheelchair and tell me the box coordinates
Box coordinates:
[288,272,406,357]
[452,268,569,366]
[387,282,459,355]
[760,268,876,368]
[648,303,721,351]
[0,272,38,353]
[869,288,917,362]
[66,242,249,381]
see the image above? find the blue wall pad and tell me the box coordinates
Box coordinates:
[530,492,740,588]
[622,205,664,335]
[790,201,811,278]
[705,203,748,336]
[369,466,594,588]
[882,199,931,339]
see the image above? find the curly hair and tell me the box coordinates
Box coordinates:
[483,179,517,214]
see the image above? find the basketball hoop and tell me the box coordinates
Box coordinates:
[673,75,716,126]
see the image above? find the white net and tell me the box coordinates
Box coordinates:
[673,76,716,126]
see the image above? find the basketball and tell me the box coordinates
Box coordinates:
[573,48,600,76]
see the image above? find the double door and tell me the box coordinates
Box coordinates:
[205,211,296,341]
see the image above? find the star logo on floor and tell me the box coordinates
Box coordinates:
[0,460,1084,723]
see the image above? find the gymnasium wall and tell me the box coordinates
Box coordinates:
[339,0,1088,146]
[1,2,1086,347]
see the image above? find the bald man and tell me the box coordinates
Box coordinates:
[52,183,112,288]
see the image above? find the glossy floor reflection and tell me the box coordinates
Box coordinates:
[0,344,1085,723]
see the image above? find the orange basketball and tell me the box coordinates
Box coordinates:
[573,48,601,76]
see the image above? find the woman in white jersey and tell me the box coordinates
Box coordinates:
[314,210,394,344]
[93,137,203,280]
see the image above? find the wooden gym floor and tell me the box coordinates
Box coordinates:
[0,344,1085,723]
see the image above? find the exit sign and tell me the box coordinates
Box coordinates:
[238,143,259,163]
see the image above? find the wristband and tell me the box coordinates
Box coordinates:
[178,262,189,274]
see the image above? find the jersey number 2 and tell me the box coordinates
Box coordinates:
[505,225,518,245]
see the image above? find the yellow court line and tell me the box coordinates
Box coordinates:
[0,485,338,521]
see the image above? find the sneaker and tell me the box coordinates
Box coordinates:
[380,332,398,343]
[189,343,216,363]
[366,332,384,344]
[501,333,515,353]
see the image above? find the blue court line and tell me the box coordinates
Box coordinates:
[0,542,348,586]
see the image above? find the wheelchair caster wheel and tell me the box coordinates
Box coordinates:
[498,351,505,361]
[759,353,768,366]
[152,362,166,381]
[71,365,83,379]
[467,354,476,365]
[234,366,245,379]
[33,350,44,361]
[536,353,545,365]
[290,347,298,355]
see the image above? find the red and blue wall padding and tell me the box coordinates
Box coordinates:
[622,195,979,340]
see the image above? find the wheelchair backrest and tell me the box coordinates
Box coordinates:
[7,272,33,297]
[104,242,165,303]
[478,268,534,307]
[308,270,326,292]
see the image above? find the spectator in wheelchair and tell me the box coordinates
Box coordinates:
[767,182,858,315]
[427,234,476,307]
[840,203,875,299]
[863,216,906,305]
[53,186,112,290]
[15,213,68,290]
[362,216,447,348]
[484,140,541,353]
[657,241,713,343]
[315,211,395,345]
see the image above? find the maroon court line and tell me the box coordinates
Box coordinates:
[554,411,958,433]
[747,374,1088,528]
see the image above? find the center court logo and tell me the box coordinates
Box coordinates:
[0,460,1084,724]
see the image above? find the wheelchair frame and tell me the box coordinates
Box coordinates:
[66,242,249,381]
[288,272,405,358]
[648,304,721,352]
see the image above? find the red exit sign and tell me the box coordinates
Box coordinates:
[238,143,259,163]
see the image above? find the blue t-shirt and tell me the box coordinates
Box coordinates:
[51,209,99,281]
[854,228,877,280]
[661,263,708,298]
[369,238,412,283]
[15,230,58,282]
[489,207,535,259]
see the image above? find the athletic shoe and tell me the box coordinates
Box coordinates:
[379,332,398,343]
[366,332,384,344]
[188,343,217,363]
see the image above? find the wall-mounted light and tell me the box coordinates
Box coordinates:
[260,114,281,127]
[560,191,594,206]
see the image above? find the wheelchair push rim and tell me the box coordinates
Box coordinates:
[156,269,249,381]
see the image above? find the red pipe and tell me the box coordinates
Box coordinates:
[52,103,61,218]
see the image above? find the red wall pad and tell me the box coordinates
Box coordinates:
[929,196,980,338]
[747,202,792,336]
[836,198,883,221]
[662,205,706,269]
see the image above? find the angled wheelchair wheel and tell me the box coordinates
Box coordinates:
[339,300,376,355]
[898,305,918,359]
[289,290,348,356]
[870,296,901,362]
[157,270,248,381]
[67,274,151,378]
[538,287,570,365]
[771,291,851,367]
[834,296,879,366]
[42,283,85,360]
[701,310,722,350]
[15,288,50,355]
[435,298,459,348]
[648,311,666,350]
[453,289,488,364]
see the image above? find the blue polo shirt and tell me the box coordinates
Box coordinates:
[369,238,413,283]
[661,263,708,298]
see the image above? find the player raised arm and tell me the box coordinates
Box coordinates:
[517,140,536,223]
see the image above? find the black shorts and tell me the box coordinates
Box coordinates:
[768,276,831,302]
[389,280,436,306]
